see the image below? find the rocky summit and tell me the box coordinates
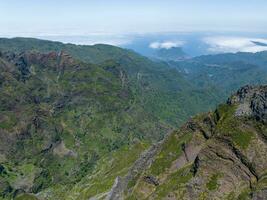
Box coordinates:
[107,85,267,200]
[228,85,267,123]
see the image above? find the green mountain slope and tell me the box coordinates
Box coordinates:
[1,38,266,126]
[0,38,267,200]
[170,51,267,102]
[0,37,128,64]
[0,48,221,199]
[0,50,171,199]
[108,85,267,200]
[0,37,223,125]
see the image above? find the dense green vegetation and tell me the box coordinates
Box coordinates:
[0,38,267,199]
[0,37,225,126]
[170,52,267,100]
[36,142,149,200]
[0,50,168,199]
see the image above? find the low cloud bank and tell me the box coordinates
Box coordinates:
[39,35,133,46]
[203,36,267,53]
[149,40,185,49]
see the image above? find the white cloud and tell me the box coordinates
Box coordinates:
[1,32,134,46]
[203,36,267,53]
[37,34,133,46]
[149,40,185,49]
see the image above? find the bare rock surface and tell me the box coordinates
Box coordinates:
[228,85,267,122]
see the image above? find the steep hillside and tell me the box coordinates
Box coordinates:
[2,38,267,126]
[0,48,224,200]
[106,85,267,200]
[0,38,267,200]
[0,37,223,125]
[0,50,171,199]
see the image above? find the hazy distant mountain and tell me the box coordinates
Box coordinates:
[152,47,188,61]
[120,33,267,57]
[170,51,267,97]
[252,40,267,47]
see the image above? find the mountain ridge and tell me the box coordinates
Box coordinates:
[0,38,267,200]
[108,85,267,200]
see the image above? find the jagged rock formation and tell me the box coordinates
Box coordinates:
[228,85,267,123]
[107,85,267,200]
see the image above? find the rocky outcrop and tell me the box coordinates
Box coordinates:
[143,175,159,186]
[106,134,169,200]
[52,141,77,158]
[105,177,124,200]
[228,85,267,122]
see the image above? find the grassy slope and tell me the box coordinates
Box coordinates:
[125,98,267,200]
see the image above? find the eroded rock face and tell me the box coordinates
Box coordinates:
[228,85,267,122]
[106,141,164,200]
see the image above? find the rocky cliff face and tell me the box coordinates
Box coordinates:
[228,85,267,123]
[108,85,267,200]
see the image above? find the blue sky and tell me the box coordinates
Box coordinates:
[1,0,267,36]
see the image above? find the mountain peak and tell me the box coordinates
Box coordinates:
[228,85,267,122]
